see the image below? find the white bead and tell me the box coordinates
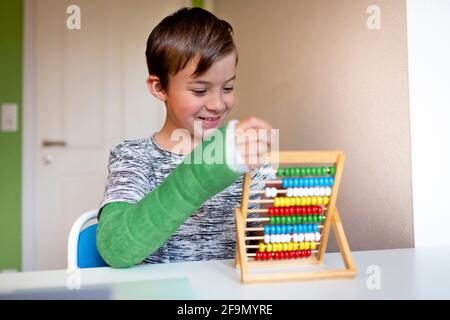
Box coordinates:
[286,188,292,197]
[264,235,271,243]
[273,188,278,197]
[298,233,305,242]
[270,234,276,243]
[315,232,321,241]
[265,188,271,198]
[312,187,317,196]
[284,234,290,242]
[308,188,314,196]
[326,187,332,196]
[293,233,299,242]
[275,234,281,243]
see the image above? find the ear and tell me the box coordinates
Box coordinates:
[146,75,167,102]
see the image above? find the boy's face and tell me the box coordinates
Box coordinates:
[163,50,237,137]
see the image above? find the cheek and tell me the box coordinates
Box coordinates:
[225,93,236,109]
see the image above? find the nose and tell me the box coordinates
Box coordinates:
[205,92,227,114]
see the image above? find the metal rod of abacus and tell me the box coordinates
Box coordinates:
[247,250,319,256]
[245,225,324,232]
[246,207,328,214]
[246,243,320,249]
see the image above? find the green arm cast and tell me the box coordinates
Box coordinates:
[96,124,242,268]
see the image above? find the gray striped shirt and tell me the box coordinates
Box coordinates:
[99,134,275,264]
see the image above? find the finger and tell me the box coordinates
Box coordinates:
[236,117,272,132]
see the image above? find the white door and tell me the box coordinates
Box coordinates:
[33,0,186,270]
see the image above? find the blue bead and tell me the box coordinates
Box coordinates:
[293,178,299,187]
[289,178,295,187]
[287,225,293,233]
[298,224,304,233]
[319,177,325,186]
[307,224,313,233]
[313,224,318,232]
[281,225,287,234]
[275,225,281,234]
[264,225,270,234]
[293,224,298,233]
[282,178,287,188]
[313,178,319,186]
[329,177,334,186]
[298,178,304,187]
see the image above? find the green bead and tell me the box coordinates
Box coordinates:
[296,215,302,224]
[300,167,306,176]
[285,168,291,176]
[321,167,327,176]
[319,215,324,222]
[307,215,313,223]
[269,216,275,224]
[305,167,312,176]
[294,168,300,176]
[311,167,317,176]
[281,216,287,224]
[312,215,318,223]
[275,216,281,224]
[329,167,336,176]
[286,216,292,224]
[277,168,284,177]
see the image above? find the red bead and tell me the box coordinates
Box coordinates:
[263,252,270,260]
[274,208,280,215]
[295,207,301,214]
[274,252,281,260]
[295,250,301,258]
[289,207,295,215]
[317,207,323,214]
[289,251,295,259]
[255,252,261,260]
[301,207,306,214]
[280,207,286,215]
[299,250,305,258]
[306,206,312,214]
[307,249,312,257]
[268,207,274,216]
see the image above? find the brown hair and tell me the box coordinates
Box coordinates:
[145,7,237,91]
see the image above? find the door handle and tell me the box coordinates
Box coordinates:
[42,140,67,147]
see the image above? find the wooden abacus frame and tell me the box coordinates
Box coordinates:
[234,151,356,283]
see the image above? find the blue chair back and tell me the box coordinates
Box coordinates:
[77,224,108,268]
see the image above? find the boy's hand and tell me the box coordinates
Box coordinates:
[235,117,273,170]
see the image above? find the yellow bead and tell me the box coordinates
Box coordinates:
[317,197,323,205]
[311,196,317,205]
[301,197,306,206]
[259,243,265,252]
[299,242,305,250]
[275,197,280,207]
[310,241,316,250]
[283,243,288,251]
[266,243,272,252]
[304,242,310,250]
[306,197,311,205]
[323,196,329,205]
[274,243,279,252]
[293,242,299,250]
[295,197,301,206]
[288,242,293,251]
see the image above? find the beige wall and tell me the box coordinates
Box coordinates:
[217,0,413,252]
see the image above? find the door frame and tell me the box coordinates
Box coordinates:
[22,0,36,271]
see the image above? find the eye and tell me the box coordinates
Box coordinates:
[223,86,234,93]
[191,89,207,96]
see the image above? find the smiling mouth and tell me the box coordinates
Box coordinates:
[196,116,221,121]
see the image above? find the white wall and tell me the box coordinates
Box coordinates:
[407,0,450,247]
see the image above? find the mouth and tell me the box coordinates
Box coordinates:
[195,115,223,128]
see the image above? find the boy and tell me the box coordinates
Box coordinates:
[96,7,275,268]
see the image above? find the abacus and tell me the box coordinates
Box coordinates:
[235,151,356,283]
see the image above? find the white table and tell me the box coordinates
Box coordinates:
[1,247,449,299]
